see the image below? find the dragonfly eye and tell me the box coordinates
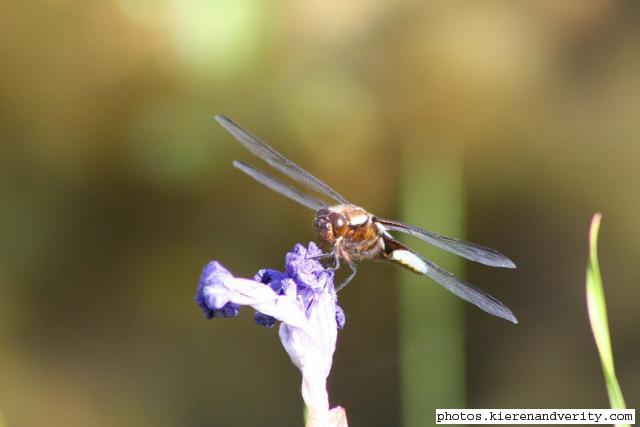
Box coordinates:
[329,212,347,236]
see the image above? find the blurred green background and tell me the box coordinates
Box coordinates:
[1,1,639,426]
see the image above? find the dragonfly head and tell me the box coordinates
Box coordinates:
[314,209,348,243]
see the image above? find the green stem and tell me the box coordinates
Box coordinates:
[399,141,466,426]
[586,214,628,427]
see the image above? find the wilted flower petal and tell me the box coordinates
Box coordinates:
[254,268,290,294]
[286,242,334,293]
[254,311,276,328]
[196,243,347,425]
[335,305,346,329]
[196,261,308,328]
[280,286,338,423]
[196,262,240,319]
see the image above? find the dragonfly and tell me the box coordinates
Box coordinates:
[215,115,517,324]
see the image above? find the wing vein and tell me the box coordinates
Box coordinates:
[383,237,517,323]
[233,161,328,211]
[216,115,350,205]
[378,218,516,268]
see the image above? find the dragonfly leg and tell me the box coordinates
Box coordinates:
[327,251,341,271]
[307,248,342,270]
[306,249,334,261]
[335,260,357,293]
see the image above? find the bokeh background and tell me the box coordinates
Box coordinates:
[1,1,639,426]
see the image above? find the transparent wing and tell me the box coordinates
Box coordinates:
[419,255,517,323]
[377,218,516,269]
[233,161,328,211]
[383,237,517,324]
[216,115,350,205]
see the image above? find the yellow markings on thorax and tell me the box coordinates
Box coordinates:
[348,213,369,226]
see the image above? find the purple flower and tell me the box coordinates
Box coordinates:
[196,242,347,425]
[196,262,241,319]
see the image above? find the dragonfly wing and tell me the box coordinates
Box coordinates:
[233,161,328,211]
[382,237,517,323]
[216,115,351,205]
[377,218,516,269]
